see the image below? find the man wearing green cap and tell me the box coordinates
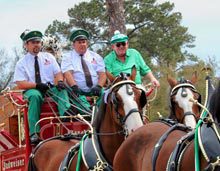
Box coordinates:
[14,29,71,144]
[61,29,106,113]
[104,30,160,88]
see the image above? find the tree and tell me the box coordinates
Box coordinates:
[106,0,126,35]
[45,0,195,67]
[44,0,209,119]
[0,48,20,91]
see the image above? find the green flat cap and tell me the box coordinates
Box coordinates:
[20,30,43,42]
[110,30,128,44]
[70,29,90,42]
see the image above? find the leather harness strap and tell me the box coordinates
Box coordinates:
[152,122,191,171]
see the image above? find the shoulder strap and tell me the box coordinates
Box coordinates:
[166,131,194,171]
[152,123,191,171]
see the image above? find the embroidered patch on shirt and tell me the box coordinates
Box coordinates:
[44,59,51,65]
[91,58,97,64]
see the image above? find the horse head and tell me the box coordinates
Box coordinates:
[167,72,201,128]
[99,66,146,135]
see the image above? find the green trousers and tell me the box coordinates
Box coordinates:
[23,87,70,135]
[69,89,104,115]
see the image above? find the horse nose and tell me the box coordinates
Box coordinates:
[183,112,197,129]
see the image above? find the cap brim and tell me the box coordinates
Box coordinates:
[74,35,88,41]
[26,37,42,42]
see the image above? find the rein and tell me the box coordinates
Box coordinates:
[191,98,220,171]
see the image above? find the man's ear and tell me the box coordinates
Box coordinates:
[111,44,116,50]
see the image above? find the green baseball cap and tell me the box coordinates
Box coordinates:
[20,30,43,42]
[70,29,90,42]
[110,30,128,44]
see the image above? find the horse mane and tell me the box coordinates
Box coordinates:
[209,81,220,123]
[92,96,106,131]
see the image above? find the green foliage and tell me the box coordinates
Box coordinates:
[44,0,218,120]
[125,0,195,68]
[45,0,195,64]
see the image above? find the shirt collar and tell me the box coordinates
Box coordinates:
[72,49,89,57]
[113,49,130,61]
[26,52,37,59]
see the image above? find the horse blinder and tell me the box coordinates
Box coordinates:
[140,90,147,108]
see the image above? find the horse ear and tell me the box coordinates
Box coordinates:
[191,71,198,84]
[167,75,178,88]
[106,71,115,83]
[130,65,136,81]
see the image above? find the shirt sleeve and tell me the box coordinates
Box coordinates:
[13,61,27,82]
[136,50,151,76]
[104,53,112,73]
[61,53,74,73]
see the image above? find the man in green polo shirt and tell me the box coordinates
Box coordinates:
[104,30,160,88]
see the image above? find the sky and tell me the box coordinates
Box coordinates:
[0,0,219,74]
[159,0,220,62]
[0,0,84,50]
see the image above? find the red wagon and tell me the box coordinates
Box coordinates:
[0,90,89,171]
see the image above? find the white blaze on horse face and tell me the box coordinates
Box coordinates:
[175,88,196,128]
[118,85,143,134]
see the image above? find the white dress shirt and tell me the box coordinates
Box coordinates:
[14,52,60,84]
[61,49,105,92]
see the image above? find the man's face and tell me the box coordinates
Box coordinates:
[25,40,41,55]
[112,41,128,57]
[73,39,88,55]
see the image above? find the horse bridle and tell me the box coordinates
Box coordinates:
[109,80,144,135]
[170,83,201,123]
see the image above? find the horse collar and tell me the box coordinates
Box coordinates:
[81,132,113,171]
[198,121,220,169]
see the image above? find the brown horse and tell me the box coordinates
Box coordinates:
[167,73,201,128]
[113,81,220,171]
[28,70,147,171]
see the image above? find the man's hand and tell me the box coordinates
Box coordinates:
[56,81,65,91]
[151,79,160,88]
[36,83,49,94]
[71,85,81,96]
[91,85,102,96]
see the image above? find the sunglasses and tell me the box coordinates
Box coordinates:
[116,42,126,47]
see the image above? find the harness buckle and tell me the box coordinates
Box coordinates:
[210,156,220,169]
[91,158,108,171]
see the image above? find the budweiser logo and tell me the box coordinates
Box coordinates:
[3,157,25,170]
